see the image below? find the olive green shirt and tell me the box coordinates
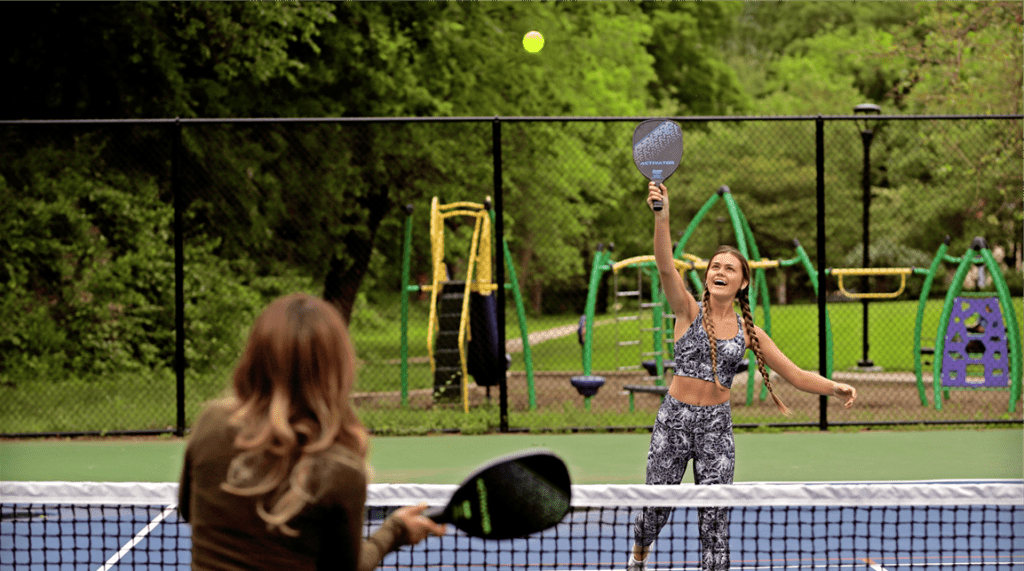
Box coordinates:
[179,402,408,571]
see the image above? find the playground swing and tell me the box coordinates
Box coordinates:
[911,236,1022,412]
[399,197,536,413]
[569,244,613,411]
[572,186,835,412]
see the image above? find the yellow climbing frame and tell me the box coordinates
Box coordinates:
[425,197,498,412]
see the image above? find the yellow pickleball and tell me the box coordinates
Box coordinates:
[523,31,544,53]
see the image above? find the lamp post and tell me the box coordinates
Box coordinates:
[854,103,881,369]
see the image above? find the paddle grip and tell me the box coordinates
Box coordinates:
[423,505,445,521]
[651,180,663,212]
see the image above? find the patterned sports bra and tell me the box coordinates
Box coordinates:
[673,305,746,389]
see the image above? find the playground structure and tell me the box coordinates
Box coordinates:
[572,186,1022,415]
[572,186,835,411]
[824,235,1021,412]
[911,236,1022,411]
[400,197,535,413]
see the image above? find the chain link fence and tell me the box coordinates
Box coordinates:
[1,116,1020,436]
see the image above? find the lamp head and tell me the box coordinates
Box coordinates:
[853,103,882,132]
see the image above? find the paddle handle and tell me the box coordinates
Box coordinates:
[423,505,447,522]
[651,179,663,212]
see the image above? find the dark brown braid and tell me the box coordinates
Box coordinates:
[700,287,719,386]
[738,292,791,415]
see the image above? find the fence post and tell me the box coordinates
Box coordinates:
[815,116,828,431]
[493,117,508,433]
[173,119,186,437]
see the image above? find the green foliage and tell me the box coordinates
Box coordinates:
[3,3,1021,435]
[0,144,173,378]
[870,117,1022,261]
[0,141,314,388]
[729,2,915,106]
[640,2,749,115]
[864,4,1023,261]
[1005,266,1024,297]
[359,404,502,436]
[734,2,1021,117]
[174,2,335,86]
[719,2,1022,279]
[160,2,675,317]
[737,2,917,57]
[881,2,1023,115]
[1,2,337,119]
[754,28,875,115]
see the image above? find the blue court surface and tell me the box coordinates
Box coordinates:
[1,505,187,570]
[2,481,1022,570]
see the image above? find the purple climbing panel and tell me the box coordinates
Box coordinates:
[942,296,1009,388]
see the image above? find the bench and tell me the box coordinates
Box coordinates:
[621,360,674,403]
[621,382,668,412]
[622,383,669,396]
[624,359,751,403]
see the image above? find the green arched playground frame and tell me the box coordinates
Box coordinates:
[576,186,1022,413]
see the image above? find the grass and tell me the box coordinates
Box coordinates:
[0,366,237,435]
[355,401,673,436]
[357,295,1024,388]
[350,294,1023,434]
[2,292,1020,435]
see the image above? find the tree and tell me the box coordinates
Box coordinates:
[639,2,749,116]
[882,2,1022,116]
[0,2,336,120]
[178,2,665,317]
[716,2,1021,280]
[872,2,1023,262]
[2,2,754,319]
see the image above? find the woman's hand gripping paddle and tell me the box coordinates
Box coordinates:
[632,119,683,211]
[423,450,571,539]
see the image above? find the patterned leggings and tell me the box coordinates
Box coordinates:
[633,395,735,571]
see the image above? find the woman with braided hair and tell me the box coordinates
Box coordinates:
[626,182,857,571]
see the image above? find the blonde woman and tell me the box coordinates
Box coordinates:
[180,293,445,571]
[627,182,857,571]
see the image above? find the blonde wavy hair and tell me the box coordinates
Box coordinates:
[220,293,369,536]
[701,246,791,415]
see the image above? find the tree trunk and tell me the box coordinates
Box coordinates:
[322,197,390,324]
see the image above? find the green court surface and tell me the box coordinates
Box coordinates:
[1,429,1020,484]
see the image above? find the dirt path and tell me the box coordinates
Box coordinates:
[390,318,616,365]
[505,318,615,353]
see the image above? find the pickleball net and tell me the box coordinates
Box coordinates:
[2,480,1021,570]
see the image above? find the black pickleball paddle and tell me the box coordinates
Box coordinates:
[423,450,572,539]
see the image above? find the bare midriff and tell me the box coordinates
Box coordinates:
[668,375,730,406]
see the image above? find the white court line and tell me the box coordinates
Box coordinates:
[95,504,177,571]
